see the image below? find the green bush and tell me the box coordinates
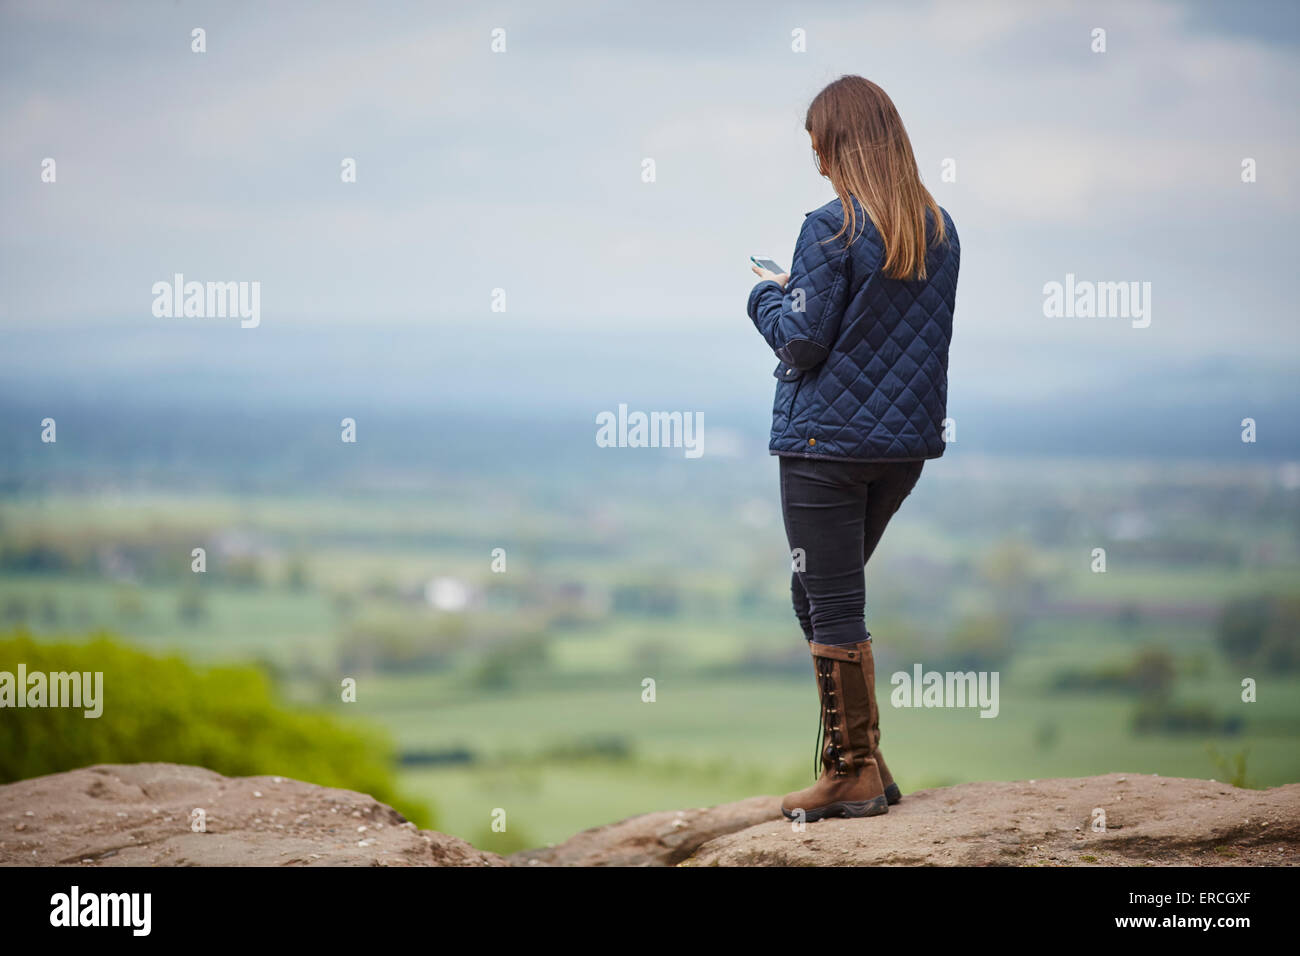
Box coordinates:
[0,630,433,828]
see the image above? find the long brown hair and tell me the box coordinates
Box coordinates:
[805,75,946,280]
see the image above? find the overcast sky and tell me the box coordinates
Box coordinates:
[2,0,1298,417]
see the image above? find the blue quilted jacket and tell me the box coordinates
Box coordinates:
[748,197,959,461]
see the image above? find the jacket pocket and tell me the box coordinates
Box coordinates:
[773,362,804,423]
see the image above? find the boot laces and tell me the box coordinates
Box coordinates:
[813,657,845,778]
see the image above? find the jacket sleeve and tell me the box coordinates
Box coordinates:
[747,212,851,371]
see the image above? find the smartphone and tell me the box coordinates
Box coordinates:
[750,256,785,274]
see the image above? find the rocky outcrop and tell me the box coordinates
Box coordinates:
[681,773,1300,867]
[2,765,1296,867]
[0,763,502,867]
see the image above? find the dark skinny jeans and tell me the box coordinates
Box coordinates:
[779,456,925,646]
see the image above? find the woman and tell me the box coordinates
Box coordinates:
[747,75,960,821]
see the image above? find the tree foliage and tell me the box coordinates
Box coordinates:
[0,631,432,827]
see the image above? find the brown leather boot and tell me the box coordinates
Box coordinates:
[875,748,902,805]
[781,639,889,821]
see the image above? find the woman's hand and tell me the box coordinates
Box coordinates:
[752,265,790,288]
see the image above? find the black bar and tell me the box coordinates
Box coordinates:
[0,865,1287,942]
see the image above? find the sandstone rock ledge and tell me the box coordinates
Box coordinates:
[2,765,1296,867]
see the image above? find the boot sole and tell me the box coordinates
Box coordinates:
[782,795,889,822]
[885,783,902,805]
